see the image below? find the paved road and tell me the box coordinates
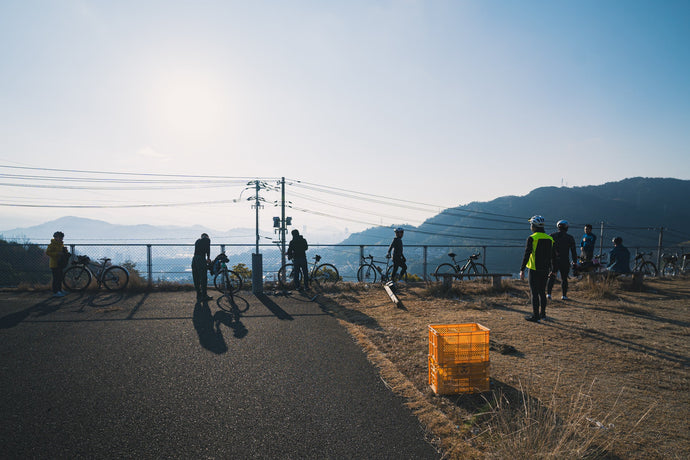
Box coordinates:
[0,290,439,459]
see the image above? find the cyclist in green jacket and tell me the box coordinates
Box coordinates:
[520,216,557,322]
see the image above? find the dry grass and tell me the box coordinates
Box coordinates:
[312,277,690,459]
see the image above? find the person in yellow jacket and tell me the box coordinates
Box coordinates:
[46,231,69,297]
[519,216,557,322]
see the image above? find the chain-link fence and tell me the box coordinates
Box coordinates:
[1,241,687,289]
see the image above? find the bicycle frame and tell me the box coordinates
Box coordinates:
[78,258,110,285]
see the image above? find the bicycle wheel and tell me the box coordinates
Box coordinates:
[63,266,91,291]
[662,263,678,277]
[277,263,295,289]
[312,263,339,286]
[102,266,129,291]
[214,270,243,294]
[433,263,457,281]
[468,263,489,282]
[385,264,407,282]
[638,262,657,278]
[357,264,378,283]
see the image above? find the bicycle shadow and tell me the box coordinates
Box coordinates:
[192,300,228,354]
[66,291,127,311]
[213,295,249,339]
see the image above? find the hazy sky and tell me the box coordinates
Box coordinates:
[1,0,688,237]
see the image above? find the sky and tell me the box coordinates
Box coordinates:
[1,0,689,239]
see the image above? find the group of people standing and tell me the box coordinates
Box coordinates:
[520,217,632,323]
[191,229,312,302]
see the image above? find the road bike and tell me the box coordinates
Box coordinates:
[277,254,339,289]
[660,253,690,277]
[211,252,243,297]
[661,253,679,277]
[356,254,394,283]
[433,252,488,281]
[632,252,657,277]
[63,255,129,292]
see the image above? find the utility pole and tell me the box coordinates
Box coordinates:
[273,177,291,274]
[254,180,261,254]
[249,180,264,294]
[599,221,605,259]
[281,177,287,271]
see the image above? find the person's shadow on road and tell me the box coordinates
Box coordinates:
[192,301,228,354]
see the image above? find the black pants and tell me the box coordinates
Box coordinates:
[51,267,63,293]
[528,269,549,318]
[192,256,208,299]
[292,256,309,288]
[547,264,570,296]
[391,256,407,281]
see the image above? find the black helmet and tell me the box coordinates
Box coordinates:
[612,236,623,245]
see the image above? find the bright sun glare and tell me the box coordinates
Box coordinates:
[153,70,227,136]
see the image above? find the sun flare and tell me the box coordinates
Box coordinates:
[153,70,227,136]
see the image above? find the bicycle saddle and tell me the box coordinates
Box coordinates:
[448,252,456,258]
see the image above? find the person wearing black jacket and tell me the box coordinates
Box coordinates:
[192,233,212,302]
[547,219,578,300]
[520,216,557,322]
[386,227,407,282]
[287,229,309,290]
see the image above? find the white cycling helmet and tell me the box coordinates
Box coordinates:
[529,215,545,227]
[557,219,569,229]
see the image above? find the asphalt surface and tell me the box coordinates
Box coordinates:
[0,289,439,459]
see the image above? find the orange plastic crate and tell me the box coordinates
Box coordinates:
[428,357,490,395]
[428,323,490,365]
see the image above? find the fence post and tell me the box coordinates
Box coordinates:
[656,227,664,276]
[146,245,152,287]
[423,246,428,281]
[359,245,364,263]
[482,246,487,267]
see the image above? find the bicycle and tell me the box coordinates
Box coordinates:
[573,254,607,279]
[277,254,339,289]
[210,252,243,297]
[632,252,657,277]
[63,255,129,292]
[433,252,488,282]
[661,253,679,277]
[356,254,394,284]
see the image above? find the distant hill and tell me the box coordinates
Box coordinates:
[0,216,349,245]
[333,177,690,275]
[0,216,257,245]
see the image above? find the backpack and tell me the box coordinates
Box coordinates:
[58,249,71,269]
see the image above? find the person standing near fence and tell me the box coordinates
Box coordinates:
[386,227,407,283]
[192,233,213,302]
[547,219,577,300]
[580,224,597,261]
[520,216,557,323]
[608,237,631,274]
[46,231,69,297]
[287,229,309,290]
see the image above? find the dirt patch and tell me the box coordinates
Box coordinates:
[317,278,690,459]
